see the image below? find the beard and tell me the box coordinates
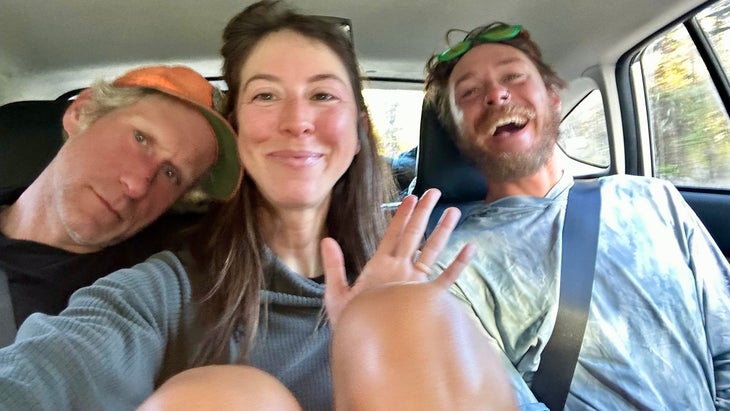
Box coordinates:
[454,104,561,183]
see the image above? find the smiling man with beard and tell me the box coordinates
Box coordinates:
[424,22,730,410]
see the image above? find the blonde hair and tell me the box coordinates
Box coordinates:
[76,81,156,131]
[71,81,212,210]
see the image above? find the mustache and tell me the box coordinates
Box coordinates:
[475,104,536,136]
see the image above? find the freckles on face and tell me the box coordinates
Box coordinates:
[233,30,360,210]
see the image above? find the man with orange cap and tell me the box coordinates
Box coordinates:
[0,65,241,345]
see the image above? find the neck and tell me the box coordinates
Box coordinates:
[261,203,329,279]
[0,170,96,254]
[484,155,563,203]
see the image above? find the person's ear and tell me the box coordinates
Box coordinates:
[62,88,93,137]
[548,87,562,114]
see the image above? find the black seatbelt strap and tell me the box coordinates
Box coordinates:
[0,267,17,348]
[531,179,602,410]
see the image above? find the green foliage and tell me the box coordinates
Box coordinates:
[643,11,730,187]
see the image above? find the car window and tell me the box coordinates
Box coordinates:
[363,85,423,194]
[559,89,611,173]
[633,0,730,189]
[362,87,423,159]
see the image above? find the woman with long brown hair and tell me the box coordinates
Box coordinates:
[0,1,520,410]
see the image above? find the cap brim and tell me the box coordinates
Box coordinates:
[128,81,242,201]
[197,109,242,200]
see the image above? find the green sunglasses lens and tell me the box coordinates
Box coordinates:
[478,25,523,42]
[437,24,523,62]
[437,39,473,62]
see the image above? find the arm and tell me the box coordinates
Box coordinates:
[0,251,192,411]
[677,196,730,408]
[450,281,547,410]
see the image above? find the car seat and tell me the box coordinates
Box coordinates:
[0,99,70,192]
[411,102,486,233]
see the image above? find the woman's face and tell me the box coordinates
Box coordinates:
[235,30,360,214]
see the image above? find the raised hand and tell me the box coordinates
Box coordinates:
[322,188,475,327]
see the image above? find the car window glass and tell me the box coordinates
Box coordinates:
[558,89,610,169]
[698,0,730,74]
[363,88,423,158]
[637,0,730,189]
[363,87,423,195]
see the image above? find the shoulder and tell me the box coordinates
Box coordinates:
[597,173,670,188]
[65,250,194,317]
[595,175,698,226]
[596,174,682,200]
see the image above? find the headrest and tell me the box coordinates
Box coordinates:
[0,99,70,191]
[412,102,486,202]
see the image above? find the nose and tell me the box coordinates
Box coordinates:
[120,158,156,199]
[279,97,314,137]
[483,83,510,106]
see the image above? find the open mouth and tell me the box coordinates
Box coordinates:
[479,105,536,137]
[490,117,529,137]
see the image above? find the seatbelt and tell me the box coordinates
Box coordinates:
[531,178,602,410]
[0,267,17,348]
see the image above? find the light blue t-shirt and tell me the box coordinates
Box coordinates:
[443,174,730,410]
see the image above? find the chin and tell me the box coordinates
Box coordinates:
[65,220,122,249]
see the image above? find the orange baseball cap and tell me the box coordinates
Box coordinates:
[113,65,241,200]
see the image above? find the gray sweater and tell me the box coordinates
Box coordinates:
[0,250,333,411]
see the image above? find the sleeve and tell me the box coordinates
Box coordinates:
[450,281,548,411]
[0,251,193,411]
[654,179,730,409]
[674,190,730,409]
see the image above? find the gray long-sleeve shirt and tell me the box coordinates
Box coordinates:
[444,173,730,410]
[0,239,551,410]
[0,250,335,411]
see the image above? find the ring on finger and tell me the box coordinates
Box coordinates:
[413,260,432,276]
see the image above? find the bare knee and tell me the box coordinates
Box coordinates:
[136,365,302,411]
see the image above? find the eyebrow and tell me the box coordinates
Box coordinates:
[242,72,348,91]
[452,56,527,89]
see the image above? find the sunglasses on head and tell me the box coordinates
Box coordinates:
[437,24,523,62]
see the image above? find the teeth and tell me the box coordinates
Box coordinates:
[489,115,529,135]
[481,106,536,136]
[496,116,527,127]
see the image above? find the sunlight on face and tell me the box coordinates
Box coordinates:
[448,43,561,182]
[235,30,361,213]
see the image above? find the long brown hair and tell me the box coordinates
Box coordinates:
[190,0,394,364]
